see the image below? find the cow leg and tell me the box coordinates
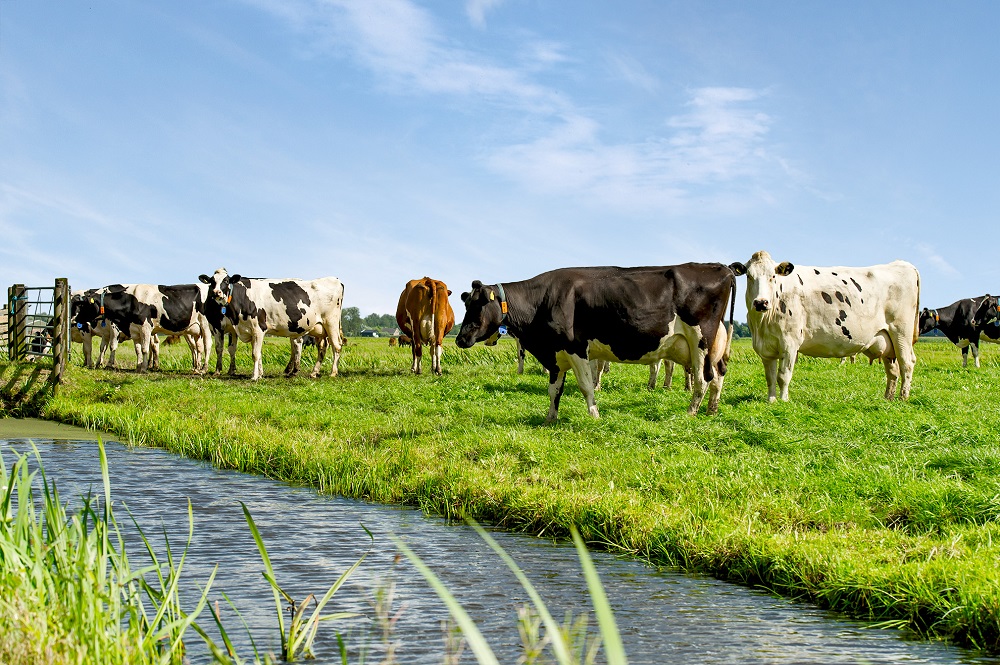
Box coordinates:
[106,328,119,369]
[972,342,981,369]
[591,359,606,391]
[411,340,423,375]
[250,330,265,380]
[227,333,237,375]
[183,335,201,373]
[684,366,693,391]
[433,342,444,376]
[762,357,779,402]
[545,369,568,423]
[882,357,900,399]
[517,341,525,374]
[569,356,600,418]
[212,329,224,375]
[148,334,161,370]
[961,345,969,367]
[706,369,725,415]
[82,331,95,369]
[314,323,341,378]
[648,361,660,390]
[286,338,302,377]
[136,327,153,373]
[890,332,916,400]
[664,360,677,389]
[686,349,710,415]
[777,353,796,401]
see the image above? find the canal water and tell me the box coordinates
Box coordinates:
[1,420,996,665]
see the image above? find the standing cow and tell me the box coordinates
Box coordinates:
[395,277,456,376]
[919,295,998,367]
[199,268,345,381]
[71,284,212,373]
[456,264,737,422]
[70,290,130,369]
[731,251,920,401]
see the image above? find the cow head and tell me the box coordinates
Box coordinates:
[456,280,504,349]
[199,268,238,304]
[71,292,102,328]
[976,295,1000,327]
[735,251,794,314]
[918,307,941,334]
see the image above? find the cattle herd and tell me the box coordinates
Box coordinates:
[65,253,999,422]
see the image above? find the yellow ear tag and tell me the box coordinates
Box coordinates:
[489,291,495,301]
[89,298,94,304]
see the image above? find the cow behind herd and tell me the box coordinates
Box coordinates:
[66,253,999,422]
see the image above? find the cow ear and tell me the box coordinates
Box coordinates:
[230,274,242,282]
[447,290,452,296]
[461,291,470,303]
[198,274,211,284]
[471,280,483,289]
[775,262,795,276]
[729,262,747,276]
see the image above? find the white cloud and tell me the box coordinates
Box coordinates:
[465,0,505,28]
[606,52,659,92]
[914,242,960,278]
[486,87,778,214]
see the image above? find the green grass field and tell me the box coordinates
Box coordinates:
[38,334,1000,652]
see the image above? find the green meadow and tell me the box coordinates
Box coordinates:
[32,335,1000,652]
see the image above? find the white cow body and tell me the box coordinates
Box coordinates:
[734,251,919,401]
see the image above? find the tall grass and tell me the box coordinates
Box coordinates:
[41,335,1000,652]
[0,440,214,665]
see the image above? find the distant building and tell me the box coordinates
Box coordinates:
[358,329,380,338]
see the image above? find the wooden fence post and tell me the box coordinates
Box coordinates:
[8,284,26,361]
[51,278,70,387]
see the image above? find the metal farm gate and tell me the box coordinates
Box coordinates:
[2,278,71,407]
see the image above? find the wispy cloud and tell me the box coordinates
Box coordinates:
[914,242,960,278]
[486,87,777,213]
[465,0,505,28]
[605,52,659,92]
[242,1,784,214]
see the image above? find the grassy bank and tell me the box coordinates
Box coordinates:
[37,336,1000,652]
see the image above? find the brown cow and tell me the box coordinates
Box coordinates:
[396,277,456,375]
[388,336,398,347]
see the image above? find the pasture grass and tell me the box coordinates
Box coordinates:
[40,335,1000,652]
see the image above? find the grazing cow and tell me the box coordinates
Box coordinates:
[456,264,737,422]
[919,295,999,368]
[731,251,920,401]
[398,334,412,348]
[199,268,345,381]
[395,277,456,375]
[71,284,212,373]
[388,336,398,347]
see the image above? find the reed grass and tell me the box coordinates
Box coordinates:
[0,440,214,665]
[39,335,1000,653]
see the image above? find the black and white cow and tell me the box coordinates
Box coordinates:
[70,290,131,369]
[731,251,920,401]
[198,268,345,381]
[919,295,999,368]
[456,264,737,421]
[71,284,212,373]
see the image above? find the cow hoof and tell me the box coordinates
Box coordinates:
[309,371,320,378]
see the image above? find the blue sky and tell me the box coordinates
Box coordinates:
[2,1,997,320]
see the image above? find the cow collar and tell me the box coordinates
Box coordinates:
[495,282,509,323]
[930,309,940,327]
[221,282,234,315]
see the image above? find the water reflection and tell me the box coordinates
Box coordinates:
[2,432,995,664]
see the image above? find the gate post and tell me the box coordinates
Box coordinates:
[51,278,70,387]
[8,284,26,361]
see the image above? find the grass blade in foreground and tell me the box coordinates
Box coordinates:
[391,534,502,665]
[572,526,628,665]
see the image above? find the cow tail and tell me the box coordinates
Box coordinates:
[913,268,921,345]
[720,273,737,375]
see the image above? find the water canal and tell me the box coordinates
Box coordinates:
[2,419,996,664]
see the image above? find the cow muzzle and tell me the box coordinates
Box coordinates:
[752,299,770,312]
